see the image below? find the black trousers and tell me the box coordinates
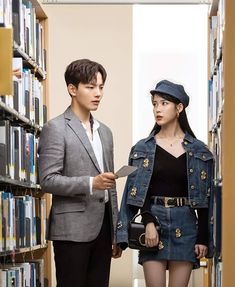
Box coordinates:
[53,206,112,287]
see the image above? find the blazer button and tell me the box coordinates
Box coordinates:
[99,198,104,203]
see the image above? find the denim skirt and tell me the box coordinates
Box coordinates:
[138,204,200,269]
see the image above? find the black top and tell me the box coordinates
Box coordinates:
[148,145,188,197]
[142,144,208,246]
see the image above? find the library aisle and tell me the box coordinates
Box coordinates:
[1,0,235,286]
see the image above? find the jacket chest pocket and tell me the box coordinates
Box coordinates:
[127,151,152,200]
[130,151,149,168]
[193,152,214,197]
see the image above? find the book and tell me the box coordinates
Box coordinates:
[0,120,10,177]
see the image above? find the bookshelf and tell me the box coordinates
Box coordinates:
[208,0,235,286]
[0,0,51,286]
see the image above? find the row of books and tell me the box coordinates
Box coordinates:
[211,124,222,184]
[213,185,222,257]
[208,2,224,287]
[1,0,46,72]
[208,61,224,132]
[0,57,47,126]
[0,120,38,184]
[211,259,222,287]
[0,0,12,27]
[13,0,46,71]
[209,0,224,75]
[1,0,48,283]
[0,259,44,287]
[0,192,47,252]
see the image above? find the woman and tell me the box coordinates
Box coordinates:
[116,80,214,287]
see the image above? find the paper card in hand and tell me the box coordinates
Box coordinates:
[115,165,137,178]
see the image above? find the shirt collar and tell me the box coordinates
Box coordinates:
[92,117,100,132]
[81,114,100,132]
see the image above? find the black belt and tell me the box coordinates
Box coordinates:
[150,196,190,208]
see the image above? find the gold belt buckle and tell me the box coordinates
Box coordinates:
[164,197,175,208]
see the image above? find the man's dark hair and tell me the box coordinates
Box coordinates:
[64,59,107,87]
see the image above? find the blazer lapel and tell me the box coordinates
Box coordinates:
[64,107,101,173]
[98,126,110,172]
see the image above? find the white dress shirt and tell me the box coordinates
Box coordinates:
[81,118,109,202]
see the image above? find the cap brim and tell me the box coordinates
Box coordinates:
[150,89,157,95]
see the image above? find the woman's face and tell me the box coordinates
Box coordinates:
[152,94,182,127]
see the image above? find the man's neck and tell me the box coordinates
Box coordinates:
[71,104,91,124]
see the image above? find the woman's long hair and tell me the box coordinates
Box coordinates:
[150,93,196,138]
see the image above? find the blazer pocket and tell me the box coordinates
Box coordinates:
[53,202,86,214]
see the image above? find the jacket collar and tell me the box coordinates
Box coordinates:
[144,132,155,143]
[64,106,94,122]
[183,132,195,143]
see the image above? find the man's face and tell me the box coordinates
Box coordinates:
[69,72,104,112]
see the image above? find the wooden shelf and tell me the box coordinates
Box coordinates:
[0,244,48,257]
[0,0,51,285]
[0,175,41,190]
[31,0,47,19]
[0,100,42,132]
[13,42,47,80]
[209,0,219,17]
[208,0,235,286]
[222,0,235,285]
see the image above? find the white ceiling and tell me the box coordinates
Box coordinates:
[42,0,211,4]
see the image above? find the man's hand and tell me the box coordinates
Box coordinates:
[93,172,117,190]
[112,243,122,259]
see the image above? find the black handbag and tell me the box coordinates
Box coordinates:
[128,212,161,251]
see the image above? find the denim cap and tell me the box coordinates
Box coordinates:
[150,80,189,107]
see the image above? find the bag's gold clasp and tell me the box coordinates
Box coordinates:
[139,233,146,246]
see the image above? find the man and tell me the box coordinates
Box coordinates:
[38,59,122,287]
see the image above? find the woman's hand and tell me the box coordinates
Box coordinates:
[194,244,208,259]
[112,243,122,258]
[145,222,159,248]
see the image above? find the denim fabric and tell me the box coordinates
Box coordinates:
[138,204,200,269]
[116,132,214,258]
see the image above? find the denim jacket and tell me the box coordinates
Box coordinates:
[116,132,214,258]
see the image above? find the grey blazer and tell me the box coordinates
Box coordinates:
[38,106,118,242]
